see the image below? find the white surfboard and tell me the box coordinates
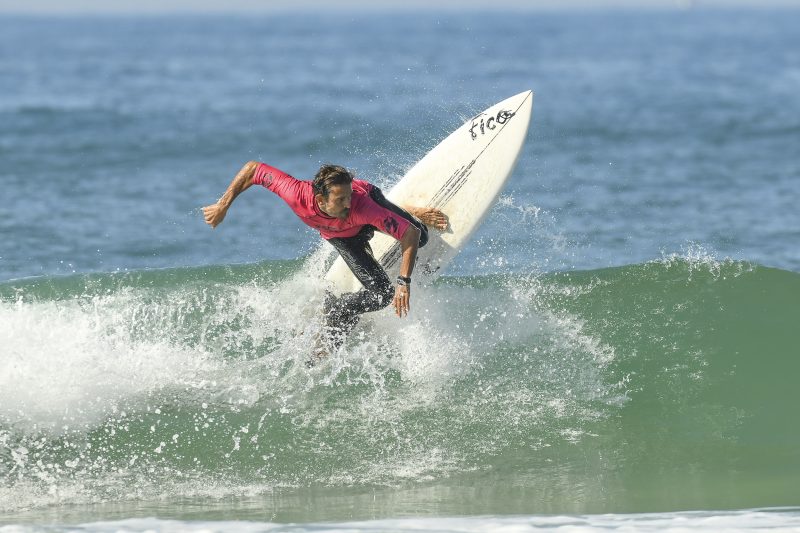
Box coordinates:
[325,90,534,294]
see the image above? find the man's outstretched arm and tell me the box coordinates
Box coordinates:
[203,161,260,228]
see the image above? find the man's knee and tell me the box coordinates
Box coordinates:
[353,273,394,311]
[372,279,395,310]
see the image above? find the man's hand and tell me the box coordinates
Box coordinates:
[394,284,410,317]
[203,202,227,228]
[405,206,448,231]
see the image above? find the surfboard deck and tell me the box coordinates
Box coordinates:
[325,90,534,294]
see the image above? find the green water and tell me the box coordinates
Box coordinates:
[2,256,798,520]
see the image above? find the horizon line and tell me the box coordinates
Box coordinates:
[1,0,799,16]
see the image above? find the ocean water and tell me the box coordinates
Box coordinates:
[1,7,799,532]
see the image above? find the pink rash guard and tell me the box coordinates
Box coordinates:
[252,162,410,241]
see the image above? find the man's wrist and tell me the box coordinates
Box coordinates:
[396,275,411,286]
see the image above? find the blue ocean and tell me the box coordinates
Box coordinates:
[2,8,800,532]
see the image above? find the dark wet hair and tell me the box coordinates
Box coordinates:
[312,164,354,197]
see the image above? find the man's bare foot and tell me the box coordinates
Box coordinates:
[406,206,448,231]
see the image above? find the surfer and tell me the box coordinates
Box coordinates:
[202,161,447,360]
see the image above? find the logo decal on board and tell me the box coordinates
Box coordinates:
[469,109,515,140]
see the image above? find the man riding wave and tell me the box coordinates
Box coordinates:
[203,161,447,361]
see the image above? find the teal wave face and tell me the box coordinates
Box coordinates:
[1,257,799,515]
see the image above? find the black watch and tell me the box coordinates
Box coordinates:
[396,275,411,286]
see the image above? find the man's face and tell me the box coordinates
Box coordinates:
[316,183,352,219]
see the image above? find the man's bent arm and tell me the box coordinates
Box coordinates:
[394,224,421,318]
[203,161,259,228]
[398,225,420,279]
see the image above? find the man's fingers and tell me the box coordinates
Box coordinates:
[202,204,224,228]
[427,209,448,230]
[394,294,409,317]
[203,210,215,226]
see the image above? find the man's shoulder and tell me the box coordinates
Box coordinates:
[351,179,374,194]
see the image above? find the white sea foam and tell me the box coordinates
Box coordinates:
[3,508,800,532]
[656,242,755,280]
[0,292,222,434]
